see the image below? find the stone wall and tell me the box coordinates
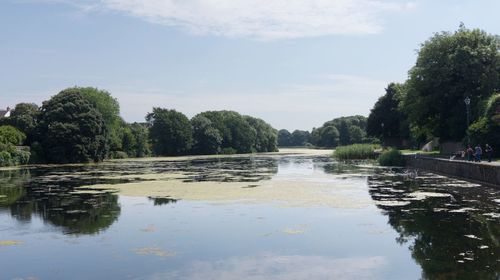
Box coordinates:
[404,155,500,187]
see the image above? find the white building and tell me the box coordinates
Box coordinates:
[0,107,11,118]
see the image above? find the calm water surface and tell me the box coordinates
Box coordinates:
[0,154,498,280]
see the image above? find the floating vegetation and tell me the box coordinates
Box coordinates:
[0,240,23,246]
[133,247,176,257]
[282,224,307,235]
[140,225,156,232]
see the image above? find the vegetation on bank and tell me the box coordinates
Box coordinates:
[333,144,377,160]
[378,149,406,167]
[0,126,30,166]
[0,87,278,165]
[278,116,378,148]
[366,25,500,156]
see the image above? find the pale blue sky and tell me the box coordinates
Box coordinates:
[1,0,499,130]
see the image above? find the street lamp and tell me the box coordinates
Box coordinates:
[464,96,471,144]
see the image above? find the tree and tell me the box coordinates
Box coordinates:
[290,130,310,146]
[367,83,408,140]
[404,25,500,141]
[278,129,292,146]
[349,126,365,144]
[78,87,121,154]
[338,120,350,146]
[319,125,339,147]
[7,103,39,144]
[191,115,222,155]
[0,125,26,146]
[468,93,500,156]
[128,123,151,157]
[245,116,278,152]
[37,89,107,163]
[146,108,193,156]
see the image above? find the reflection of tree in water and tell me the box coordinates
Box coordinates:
[148,196,178,206]
[0,168,121,235]
[368,171,500,280]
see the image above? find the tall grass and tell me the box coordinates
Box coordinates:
[333,144,377,160]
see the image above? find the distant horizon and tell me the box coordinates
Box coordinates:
[2,0,500,130]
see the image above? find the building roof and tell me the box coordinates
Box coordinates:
[0,108,11,118]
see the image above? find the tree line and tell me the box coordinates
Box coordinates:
[0,87,278,165]
[366,25,499,154]
[278,115,376,148]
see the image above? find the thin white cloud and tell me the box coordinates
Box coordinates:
[51,0,416,40]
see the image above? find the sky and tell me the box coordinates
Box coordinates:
[1,0,500,131]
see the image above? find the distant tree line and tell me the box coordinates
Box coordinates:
[0,87,278,165]
[366,25,500,154]
[278,115,376,148]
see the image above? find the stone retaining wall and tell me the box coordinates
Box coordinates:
[404,155,500,187]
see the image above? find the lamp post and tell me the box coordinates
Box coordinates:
[464,96,471,144]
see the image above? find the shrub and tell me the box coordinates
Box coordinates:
[333,144,377,160]
[378,148,406,166]
[110,151,128,159]
[221,147,237,155]
[0,151,12,166]
[11,149,30,165]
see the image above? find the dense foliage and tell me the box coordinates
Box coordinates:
[277,129,311,147]
[333,144,377,160]
[378,148,405,166]
[37,89,107,163]
[0,126,30,166]
[194,111,278,154]
[311,116,369,148]
[468,93,500,156]
[404,26,500,141]
[367,25,500,150]
[367,83,409,141]
[147,108,193,156]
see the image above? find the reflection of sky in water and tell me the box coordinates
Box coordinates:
[0,155,498,279]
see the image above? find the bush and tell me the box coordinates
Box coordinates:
[333,144,377,160]
[110,151,128,159]
[0,151,12,166]
[221,147,237,155]
[11,149,30,165]
[378,148,405,166]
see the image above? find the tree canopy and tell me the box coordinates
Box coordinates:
[146,108,193,156]
[37,89,107,163]
[310,115,368,147]
[404,25,500,141]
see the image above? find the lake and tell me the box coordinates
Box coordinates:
[0,149,498,280]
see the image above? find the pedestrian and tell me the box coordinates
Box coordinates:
[485,144,493,162]
[474,145,482,162]
[466,145,474,162]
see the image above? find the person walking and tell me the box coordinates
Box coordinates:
[466,145,474,162]
[485,144,493,162]
[474,145,482,162]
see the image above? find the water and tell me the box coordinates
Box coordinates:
[0,153,498,280]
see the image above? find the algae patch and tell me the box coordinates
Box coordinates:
[133,247,176,257]
[0,240,23,246]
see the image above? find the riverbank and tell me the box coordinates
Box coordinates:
[405,154,500,187]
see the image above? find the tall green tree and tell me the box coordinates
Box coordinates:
[78,87,121,154]
[191,115,222,155]
[404,25,500,141]
[367,83,408,140]
[6,103,39,144]
[146,108,193,156]
[244,116,278,152]
[37,89,107,163]
[277,129,292,146]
